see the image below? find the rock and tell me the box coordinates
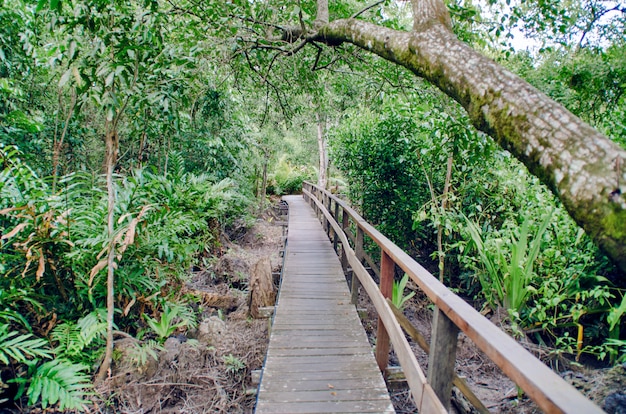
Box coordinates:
[198,316,226,344]
[605,393,626,414]
[160,336,183,365]
[214,254,249,282]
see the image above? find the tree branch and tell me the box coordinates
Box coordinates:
[316,19,626,274]
[351,0,385,19]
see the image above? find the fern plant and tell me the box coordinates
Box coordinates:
[51,310,107,362]
[14,359,92,411]
[127,340,164,367]
[0,286,44,328]
[146,302,188,341]
[0,323,51,364]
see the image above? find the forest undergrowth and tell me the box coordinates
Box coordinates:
[0,144,284,413]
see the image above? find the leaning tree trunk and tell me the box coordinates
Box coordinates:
[316,0,626,274]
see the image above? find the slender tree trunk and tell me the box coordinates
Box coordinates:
[316,113,328,189]
[52,89,77,191]
[438,155,453,282]
[96,122,119,384]
[316,1,626,273]
[315,0,329,27]
[261,148,269,209]
[164,135,170,178]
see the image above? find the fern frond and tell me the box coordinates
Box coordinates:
[51,322,83,358]
[128,340,163,367]
[77,310,108,347]
[0,324,52,365]
[26,359,92,411]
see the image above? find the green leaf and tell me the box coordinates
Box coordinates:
[0,324,52,365]
[22,359,92,410]
[608,295,626,332]
[35,0,47,12]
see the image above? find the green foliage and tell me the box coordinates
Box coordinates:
[0,324,51,365]
[127,340,164,367]
[222,354,245,375]
[15,359,92,411]
[605,339,626,364]
[391,274,416,311]
[267,156,314,195]
[331,105,425,250]
[331,92,622,361]
[0,286,44,328]
[462,209,553,317]
[51,310,107,365]
[146,302,196,342]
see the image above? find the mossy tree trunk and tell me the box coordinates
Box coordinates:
[313,0,626,273]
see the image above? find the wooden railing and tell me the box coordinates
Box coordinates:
[302,181,604,414]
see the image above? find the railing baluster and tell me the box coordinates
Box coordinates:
[375,250,394,372]
[352,227,364,305]
[341,209,349,272]
[428,307,459,410]
[325,194,331,236]
[331,199,339,253]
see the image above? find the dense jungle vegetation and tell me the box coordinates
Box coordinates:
[1,0,625,411]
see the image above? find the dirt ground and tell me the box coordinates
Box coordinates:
[100,199,625,414]
[98,205,286,414]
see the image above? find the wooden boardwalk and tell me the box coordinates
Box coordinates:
[255,195,395,414]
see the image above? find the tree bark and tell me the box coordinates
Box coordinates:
[248,257,276,318]
[96,123,119,384]
[316,10,626,274]
[315,0,329,28]
[260,147,269,209]
[316,112,328,189]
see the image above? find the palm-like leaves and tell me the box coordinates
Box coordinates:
[0,323,51,364]
[24,359,92,410]
[463,209,553,314]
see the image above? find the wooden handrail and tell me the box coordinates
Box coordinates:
[302,181,604,414]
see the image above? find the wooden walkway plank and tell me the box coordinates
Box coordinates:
[255,195,395,414]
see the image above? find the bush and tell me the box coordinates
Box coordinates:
[267,156,314,195]
[330,97,623,362]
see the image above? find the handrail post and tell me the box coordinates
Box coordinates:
[333,201,340,253]
[321,191,328,231]
[351,227,364,305]
[375,250,394,373]
[340,209,349,272]
[325,194,331,236]
[428,307,459,410]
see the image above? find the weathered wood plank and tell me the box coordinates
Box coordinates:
[255,400,395,414]
[428,306,460,410]
[261,369,383,382]
[258,378,385,392]
[258,388,391,403]
[255,195,394,414]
